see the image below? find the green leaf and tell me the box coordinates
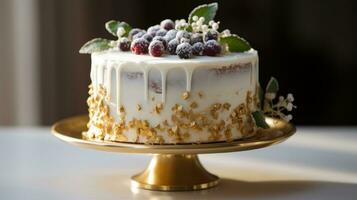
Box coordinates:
[188,2,218,24]
[79,38,111,54]
[266,77,279,93]
[219,34,251,52]
[252,111,270,129]
[105,20,132,37]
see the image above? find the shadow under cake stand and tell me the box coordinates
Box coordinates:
[52,115,295,191]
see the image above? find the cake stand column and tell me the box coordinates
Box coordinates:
[131,154,219,191]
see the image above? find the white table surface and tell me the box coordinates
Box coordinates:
[1,127,357,200]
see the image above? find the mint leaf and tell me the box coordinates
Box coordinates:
[252,111,270,129]
[188,2,218,24]
[79,38,111,54]
[105,20,132,37]
[219,34,251,52]
[266,77,279,93]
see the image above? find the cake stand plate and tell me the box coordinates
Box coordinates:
[52,115,295,191]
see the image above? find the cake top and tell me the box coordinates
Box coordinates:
[80,3,252,59]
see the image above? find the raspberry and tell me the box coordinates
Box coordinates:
[128,28,143,40]
[175,30,191,42]
[142,33,153,42]
[131,38,149,54]
[168,39,179,55]
[118,37,131,51]
[132,31,145,40]
[203,30,219,42]
[203,40,221,56]
[165,29,178,42]
[190,33,203,44]
[147,25,160,36]
[149,40,165,57]
[160,19,175,30]
[152,36,167,49]
[176,42,193,59]
[192,42,204,55]
[155,29,167,37]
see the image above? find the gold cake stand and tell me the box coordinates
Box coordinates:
[52,115,295,191]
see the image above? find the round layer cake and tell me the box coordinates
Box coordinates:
[84,49,260,144]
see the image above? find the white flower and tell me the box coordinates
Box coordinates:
[116,27,125,37]
[180,19,186,24]
[201,25,208,32]
[212,23,219,30]
[222,29,231,36]
[199,17,205,23]
[265,92,276,100]
[287,93,294,102]
[279,96,284,102]
[283,114,293,122]
[209,20,215,26]
[192,16,199,22]
[286,102,293,111]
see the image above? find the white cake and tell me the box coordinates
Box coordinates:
[84,49,260,144]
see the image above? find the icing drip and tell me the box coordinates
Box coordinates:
[160,69,168,103]
[184,67,194,92]
[142,67,149,102]
[116,67,121,108]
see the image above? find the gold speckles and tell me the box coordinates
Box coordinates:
[190,102,198,109]
[151,96,155,101]
[119,105,125,113]
[154,103,163,114]
[223,103,231,110]
[136,104,142,111]
[182,91,190,100]
[198,91,204,98]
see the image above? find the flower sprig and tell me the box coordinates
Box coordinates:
[252,77,296,128]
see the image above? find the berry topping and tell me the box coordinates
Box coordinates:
[192,42,204,55]
[165,29,178,42]
[118,37,131,51]
[180,38,190,44]
[132,31,146,40]
[152,36,167,49]
[175,30,191,42]
[155,29,167,37]
[131,38,149,54]
[149,40,165,57]
[142,33,153,42]
[203,30,219,42]
[203,40,221,56]
[176,42,193,59]
[128,28,143,40]
[147,25,160,36]
[190,33,203,44]
[168,39,179,55]
[160,19,175,30]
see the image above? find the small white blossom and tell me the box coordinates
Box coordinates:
[192,16,199,22]
[286,102,293,111]
[209,20,215,26]
[287,93,294,102]
[265,92,276,100]
[201,25,209,32]
[283,114,293,122]
[212,23,219,30]
[116,27,125,37]
[222,29,231,37]
[279,96,284,102]
[199,17,205,23]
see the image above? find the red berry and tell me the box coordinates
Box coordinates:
[203,40,221,56]
[149,40,165,57]
[119,37,131,51]
[131,38,149,54]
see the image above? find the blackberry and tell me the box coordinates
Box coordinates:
[132,31,145,40]
[155,29,167,37]
[203,40,221,56]
[128,28,143,40]
[147,25,160,36]
[118,37,131,51]
[203,30,219,42]
[152,36,167,49]
[192,42,204,55]
[142,33,153,42]
[165,29,178,42]
[149,40,165,57]
[131,38,149,54]
[190,33,203,44]
[160,19,175,30]
[175,30,191,42]
[167,39,179,55]
[176,42,193,59]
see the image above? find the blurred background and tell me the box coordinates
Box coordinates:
[0,0,356,126]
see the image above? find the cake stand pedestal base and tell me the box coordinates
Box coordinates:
[131,154,218,191]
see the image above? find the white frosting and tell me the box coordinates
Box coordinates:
[88,49,259,143]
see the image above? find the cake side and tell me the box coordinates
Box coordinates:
[84,50,260,143]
